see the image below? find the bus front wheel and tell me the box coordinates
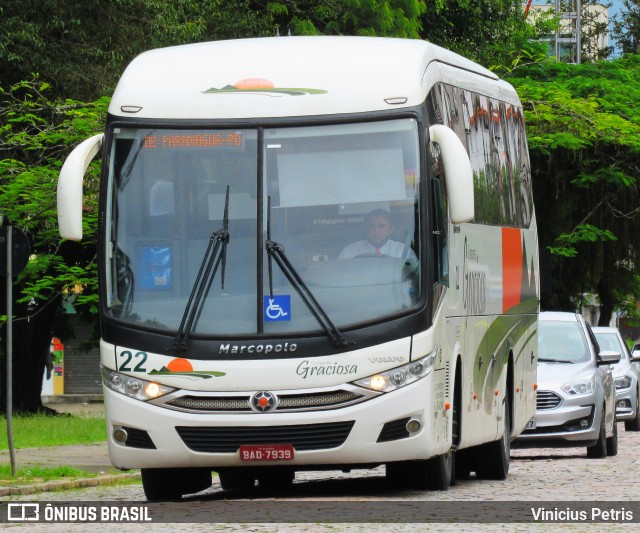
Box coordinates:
[141,467,212,501]
[218,468,257,490]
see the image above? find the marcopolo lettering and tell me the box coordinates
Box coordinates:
[219,343,297,355]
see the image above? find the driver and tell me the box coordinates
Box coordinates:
[338,209,414,259]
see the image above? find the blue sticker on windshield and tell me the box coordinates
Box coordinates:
[264,295,291,322]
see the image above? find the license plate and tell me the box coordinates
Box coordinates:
[239,444,295,462]
[526,417,536,430]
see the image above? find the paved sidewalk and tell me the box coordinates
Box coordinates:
[0,396,141,497]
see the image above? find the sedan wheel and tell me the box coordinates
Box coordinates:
[586,408,607,459]
[606,420,618,456]
[624,388,640,431]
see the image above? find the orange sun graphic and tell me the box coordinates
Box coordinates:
[167,358,194,372]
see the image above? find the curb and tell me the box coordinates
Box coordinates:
[0,472,140,497]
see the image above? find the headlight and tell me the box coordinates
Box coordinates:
[101,366,175,401]
[561,374,595,396]
[352,351,436,392]
[614,375,633,390]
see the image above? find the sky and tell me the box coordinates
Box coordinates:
[607,0,625,55]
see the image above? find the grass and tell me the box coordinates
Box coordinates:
[0,413,106,449]
[0,464,97,486]
[0,413,137,485]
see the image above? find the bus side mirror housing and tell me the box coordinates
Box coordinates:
[428,124,474,224]
[57,134,104,241]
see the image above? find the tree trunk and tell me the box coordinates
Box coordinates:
[597,277,614,327]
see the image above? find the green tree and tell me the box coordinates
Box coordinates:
[580,0,614,61]
[508,56,640,323]
[252,0,426,37]
[612,0,640,55]
[0,80,107,411]
[0,1,275,100]
[420,0,553,71]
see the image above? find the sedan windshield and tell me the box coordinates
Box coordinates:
[104,119,421,337]
[538,321,591,364]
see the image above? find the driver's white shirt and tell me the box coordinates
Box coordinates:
[338,239,407,259]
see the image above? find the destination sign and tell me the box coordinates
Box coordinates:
[143,132,243,150]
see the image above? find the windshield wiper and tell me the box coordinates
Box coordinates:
[538,357,573,364]
[173,186,230,352]
[265,197,351,348]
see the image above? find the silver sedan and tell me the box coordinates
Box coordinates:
[514,311,620,458]
[593,326,640,431]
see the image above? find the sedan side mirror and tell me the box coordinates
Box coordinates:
[631,348,640,363]
[597,350,621,366]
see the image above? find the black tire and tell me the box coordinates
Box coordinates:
[475,394,511,480]
[218,469,256,490]
[587,409,607,459]
[454,448,473,480]
[141,467,211,501]
[256,468,295,488]
[421,451,453,490]
[624,388,640,431]
[606,420,619,457]
[385,461,413,488]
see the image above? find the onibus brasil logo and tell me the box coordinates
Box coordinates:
[149,358,225,380]
[204,78,327,96]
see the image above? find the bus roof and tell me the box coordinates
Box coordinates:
[109,36,510,120]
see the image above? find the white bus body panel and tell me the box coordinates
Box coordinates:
[109,37,498,120]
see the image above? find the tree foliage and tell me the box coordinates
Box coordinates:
[508,56,640,322]
[261,0,427,37]
[612,0,640,55]
[0,0,275,100]
[420,0,554,71]
[0,80,107,411]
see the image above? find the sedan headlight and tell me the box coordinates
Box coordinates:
[561,374,595,396]
[101,366,176,401]
[352,351,436,392]
[614,375,633,390]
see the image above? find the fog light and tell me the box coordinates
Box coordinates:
[406,418,422,434]
[580,419,589,428]
[113,427,128,444]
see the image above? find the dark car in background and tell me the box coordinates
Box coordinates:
[593,326,640,431]
[514,312,620,457]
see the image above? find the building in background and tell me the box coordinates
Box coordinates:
[527,1,610,62]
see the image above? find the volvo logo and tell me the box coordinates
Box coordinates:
[250,391,278,413]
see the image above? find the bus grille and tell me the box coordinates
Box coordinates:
[536,390,562,410]
[164,390,364,413]
[175,421,355,452]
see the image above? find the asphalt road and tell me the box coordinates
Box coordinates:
[3,422,640,531]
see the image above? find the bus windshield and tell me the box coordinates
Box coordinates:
[104,118,421,337]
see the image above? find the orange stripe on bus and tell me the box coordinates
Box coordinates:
[502,227,522,313]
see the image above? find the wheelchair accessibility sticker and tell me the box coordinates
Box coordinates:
[264,295,290,322]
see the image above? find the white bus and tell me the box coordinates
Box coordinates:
[58,36,539,500]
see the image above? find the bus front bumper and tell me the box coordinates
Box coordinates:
[103,377,447,470]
